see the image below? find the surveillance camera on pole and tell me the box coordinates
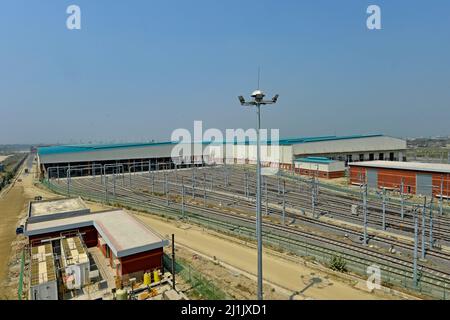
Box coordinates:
[238,88,279,301]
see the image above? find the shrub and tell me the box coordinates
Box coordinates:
[329,255,347,272]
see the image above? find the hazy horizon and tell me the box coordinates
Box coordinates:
[1,1,449,144]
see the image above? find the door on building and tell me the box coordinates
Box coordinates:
[389,152,395,161]
[416,173,433,196]
[367,169,378,189]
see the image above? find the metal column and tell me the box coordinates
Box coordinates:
[171,234,176,290]
[265,177,268,216]
[282,180,286,225]
[421,197,427,259]
[400,179,405,219]
[413,208,419,287]
[429,197,434,249]
[382,188,386,230]
[181,177,185,218]
[203,172,206,207]
[255,104,263,300]
[363,184,368,245]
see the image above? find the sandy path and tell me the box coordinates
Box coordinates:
[0,172,31,285]
[135,214,385,300]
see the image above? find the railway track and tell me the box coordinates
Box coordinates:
[46,172,450,298]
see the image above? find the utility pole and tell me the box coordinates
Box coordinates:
[311,173,318,218]
[192,167,195,198]
[413,207,419,287]
[181,177,185,218]
[245,170,249,198]
[265,176,268,216]
[238,87,279,301]
[171,234,176,290]
[439,176,444,216]
[223,166,227,189]
[67,169,71,196]
[175,163,178,183]
[151,171,155,194]
[203,172,206,207]
[400,178,405,220]
[113,169,116,199]
[421,197,427,259]
[105,175,108,203]
[165,172,169,206]
[429,196,434,249]
[382,188,386,231]
[282,180,286,225]
[363,183,368,246]
[277,175,280,195]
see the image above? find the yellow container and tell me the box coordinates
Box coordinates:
[153,270,160,283]
[143,272,151,286]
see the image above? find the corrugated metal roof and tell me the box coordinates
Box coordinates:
[295,157,336,164]
[350,161,450,174]
[38,134,385,156]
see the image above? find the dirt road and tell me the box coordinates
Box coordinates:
[135,214,391,300]
[0,170,31,291]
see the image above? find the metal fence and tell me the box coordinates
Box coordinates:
[163,254,229,300]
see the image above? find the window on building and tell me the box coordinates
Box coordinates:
[347,155,353,163]
[359,154,364,161]
[369,153,374,161]
[389,152,394,161]
[379,153,384,160]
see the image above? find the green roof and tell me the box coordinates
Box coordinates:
[38,134,384,156]
[295,157,336,164]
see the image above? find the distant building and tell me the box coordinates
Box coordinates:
[349,161,450,198]
[294,157,345,179]
[37,134,407,178]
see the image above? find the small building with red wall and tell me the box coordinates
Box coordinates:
[294,157,346,179]
[349,161,450,198]
[24,198,168,278]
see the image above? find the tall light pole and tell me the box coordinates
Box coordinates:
[238,90,279,300]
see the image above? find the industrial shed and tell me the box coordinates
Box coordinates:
[37,134,406,178]
[217,134,406,170]
[349,161,450,198]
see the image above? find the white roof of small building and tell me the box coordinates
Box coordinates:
[29,197,89,219]
[25,209,168,258]
[350,161,450,174]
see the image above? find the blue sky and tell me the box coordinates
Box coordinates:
[1,0,449,144]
